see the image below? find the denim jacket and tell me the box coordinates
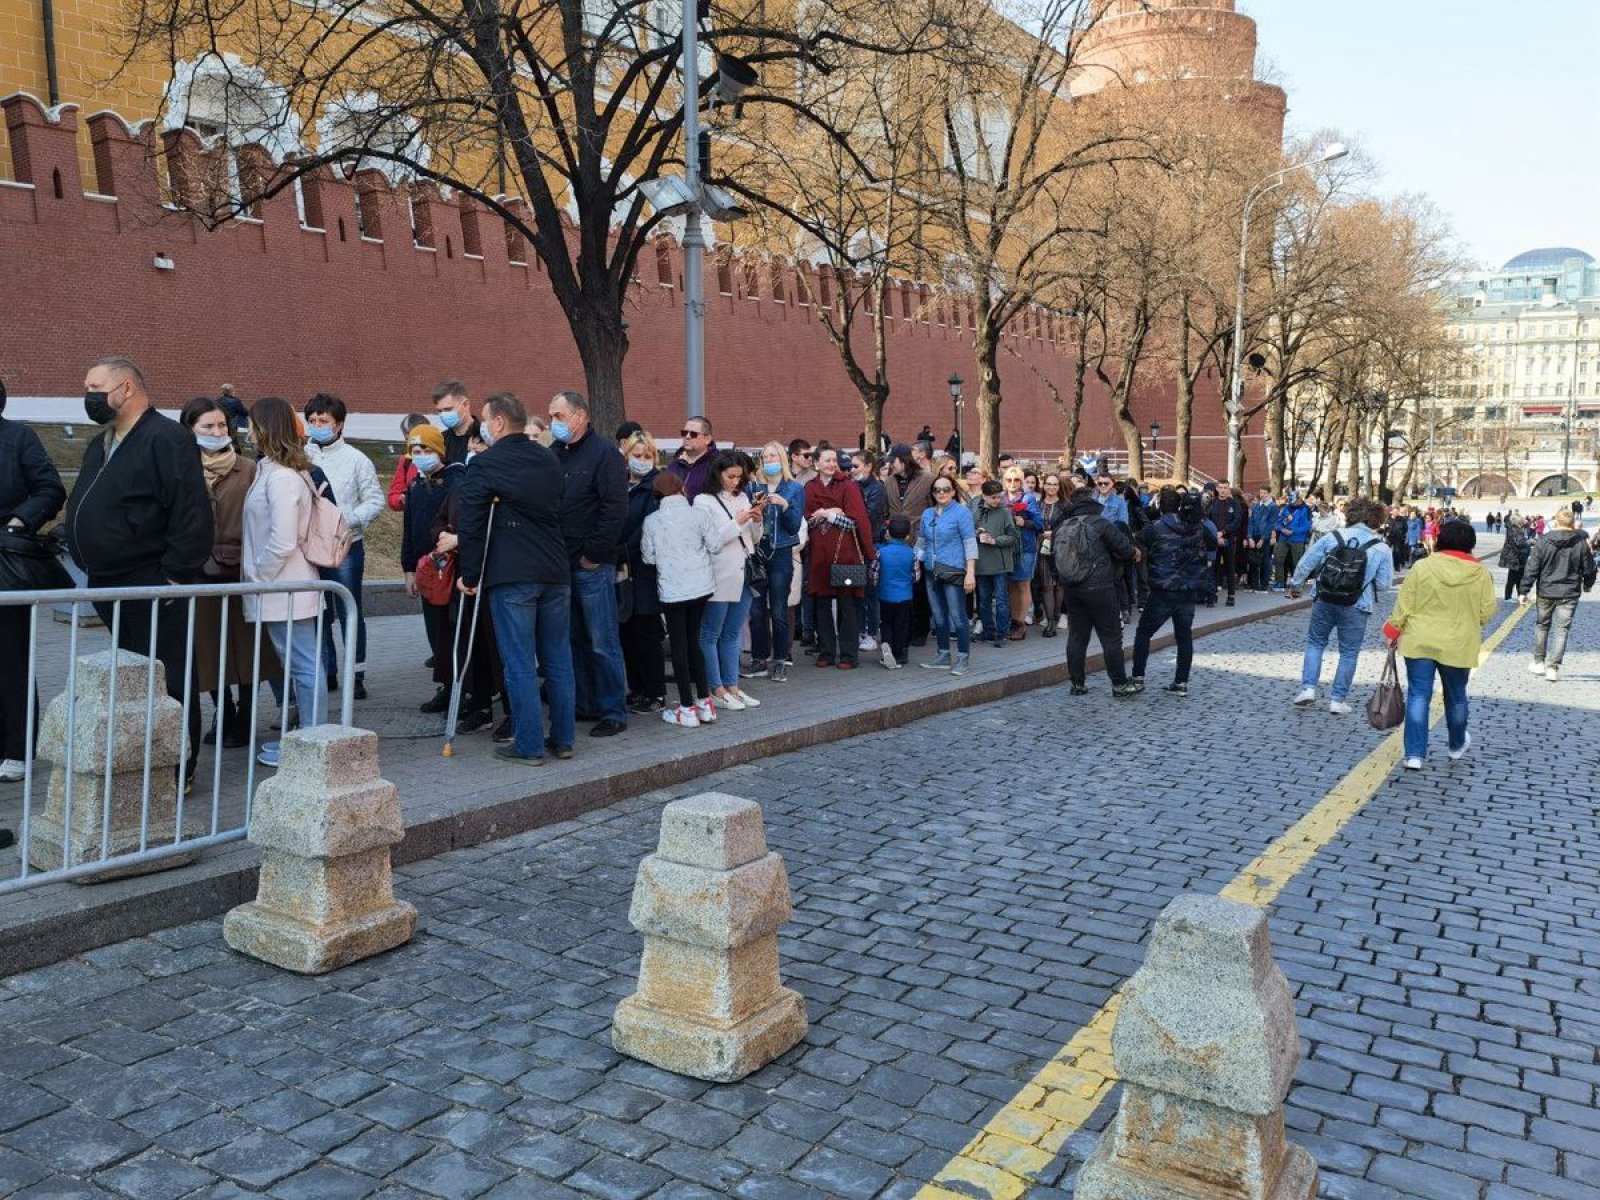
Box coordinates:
[918,502,978,573]
[753,478,805,551]
[1291,523,1394,614]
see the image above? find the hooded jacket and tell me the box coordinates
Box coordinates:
[1139,509,1218,597]
[1275,501,1312,545]
[1386,551,1496,669]
[1497,523,1530,570]
[1519,528,1596,601]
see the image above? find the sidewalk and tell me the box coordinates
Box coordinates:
[1,588,1308,973]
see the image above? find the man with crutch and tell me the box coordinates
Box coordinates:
[455,394,575,765]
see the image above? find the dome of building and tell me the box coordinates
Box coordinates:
[1501,247,1594,271]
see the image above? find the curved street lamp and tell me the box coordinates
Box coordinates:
[1227,142,1349,482]
[948,373,964,460]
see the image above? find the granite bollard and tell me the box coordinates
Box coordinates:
[31,649,200,879]
[223,726,416,973]
[612,792,807,1082]
[1077,893,1317,1200]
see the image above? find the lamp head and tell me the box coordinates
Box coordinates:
[948,373,963,397]
[1319,142,1349,163]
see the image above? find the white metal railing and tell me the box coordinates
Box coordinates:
[0,580,356,893]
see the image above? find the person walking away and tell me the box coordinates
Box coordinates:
[803,448,875,668]
[1052,480,1139,697]
[694,451,763,710]
[1035,473,1069,636]
[916,476,977,675]
[1211,481,1247,607]
[0,379,67,797]
[1001,467,1042,639]
[643,473,722,727]
[1244,487,1278,591]
[747,442,804,682]
[1383,520,1496,771]
[549,391,629,737]
[1271,492,1312,590]
[1498,516,1531,601]
[431,379,477,466]
[618,431,666,712]
[664,415,718,502]
[876,516,916,668]
[454,394,573,765]
[182,397,280,749]
[241,397,330,769]
[304,393,383,700]
[1131,488,1218,696]
[65,357,211,778]
[1288,498,1394,714]
[401,423,467,716]
[1518,507,1596,681]
[974,480,1019,649]
[851,450,889,652]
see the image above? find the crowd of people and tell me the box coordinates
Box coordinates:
[0,359,1596,796]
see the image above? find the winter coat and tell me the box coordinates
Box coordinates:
[306,438,385,540]
[1520,528,1596,601]
[664,442,719,503]
[1139,511,1218,597]
[553,429,627,565]
[1386,551,1496,669]
[1498,524,1531,570]
[401,463,464,577]
[65,407,212,584]
[694,490,754,603]
[386,457,416,511]
[241,459,321,623]
[804,473,876,597]
[454,436,569,590]
[1274,502,1312,545]
[1053,494,1134,592]
[642,495,720,604]
[620,469,662,617]
[0,415,66,533]
[857,476,889,544]
[973,501,1019,576]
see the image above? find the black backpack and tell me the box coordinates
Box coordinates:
[1054,515,1101,587]
[1316,535,1379,606]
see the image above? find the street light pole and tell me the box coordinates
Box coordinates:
[680,0,705,420]
[948,373,964,463]
[1562,319,1580,493]
[1227,143,1348,485]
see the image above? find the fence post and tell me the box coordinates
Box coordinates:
[32,649,199,878]
[613,793,807,1082]
[223,726,416,974]
[1077,894,1317,1200]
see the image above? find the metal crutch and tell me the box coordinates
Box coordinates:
[442,500,497,758]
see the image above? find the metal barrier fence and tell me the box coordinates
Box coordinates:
[0,580,357,893]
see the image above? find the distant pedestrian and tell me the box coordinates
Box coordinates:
[1498,517,1531,601]
[1051,479,1138,697]
[1518,508,1596,682]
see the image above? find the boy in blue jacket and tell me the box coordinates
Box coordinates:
[1273,492,1313,590]
[876,515,916,669]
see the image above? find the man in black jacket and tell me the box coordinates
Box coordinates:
[1518,507,1596,682]
[1132,488,1218,697]
[1052,484,1139,697]
[1211,481,1247,607]
[65,357,211,770]
[549,390,629,736]
[457,394,575,764]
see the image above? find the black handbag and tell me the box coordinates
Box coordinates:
[715,494,767,591]
[828,528,869,590]
[0,528,74,592]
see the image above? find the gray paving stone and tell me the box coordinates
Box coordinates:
[2,1107,147,1174]
[198,1130,319,1189]
[96,1150,218,1199]
[392,1147,512,1198]
[564,1153,673,1200]
[267,1164,382,1200]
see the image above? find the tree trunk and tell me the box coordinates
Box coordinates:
[1173,298,1194,483]
[1265,396,1286,494]
[1064,319,1090,465]
[864,274,892,449]
[1344,413,1362,497]
[975,318,1002,474]
[1324,406,1347,498]
[571,295,630,437]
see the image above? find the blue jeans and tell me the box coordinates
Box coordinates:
[1301,601,1370,701]
[749,549,794,663]
[319,540,367,679]
[977,574,1010,640]
[701,587,754,690]
[266,617,328,730]
[490,582,575,756]
[926,576,971,655]
[570,564,628,724]
[1403,656,1470,760]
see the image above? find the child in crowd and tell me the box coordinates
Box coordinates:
[876,516,916,669]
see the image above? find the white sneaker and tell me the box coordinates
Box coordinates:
[1403,757,1423,771]
[663,705,700,728]
[1545,666,1559,682]
[0,759,24,782]
[1025,610,1036,626]
[733,688,761,709]
[880,643,899,670]
[1528,660,1545,675]
[1328,700,1352,716]
[715,691,746,711]
[973,622,984,638]
[694,698,718,724]
[859,636,878,652]
[1292,687,1316,707]
[1448,732,1472,760]
[1057,615,1069,630]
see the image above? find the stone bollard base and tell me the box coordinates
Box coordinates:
[223,898,417,975]
[613,986,806,1084]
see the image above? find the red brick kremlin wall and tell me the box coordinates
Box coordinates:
[0,93,1232,472]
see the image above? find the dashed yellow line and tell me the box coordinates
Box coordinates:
[918,602,1533,1198]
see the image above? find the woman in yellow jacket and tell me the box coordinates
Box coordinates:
[1383,519,1497,771]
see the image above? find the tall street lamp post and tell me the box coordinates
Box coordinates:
[1227,142,1349,482]
[1149,420,1161,455]
[948,373,964,462]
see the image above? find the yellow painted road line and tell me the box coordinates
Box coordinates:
[918,603,1533,1199]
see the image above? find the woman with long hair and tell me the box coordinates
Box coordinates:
[642,472,721,728]
[1035,473,1069,637]
[618,430,666,711]
[242,396,328,768]
[748,440,805,682]
[1001,466,1042,638]
[694,450,764,707]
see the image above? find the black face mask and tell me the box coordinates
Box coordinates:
[84,390,115,425]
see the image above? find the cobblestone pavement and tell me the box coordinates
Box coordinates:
[1,584,1596,1199]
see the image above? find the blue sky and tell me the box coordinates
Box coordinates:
[1242,0,1600,270]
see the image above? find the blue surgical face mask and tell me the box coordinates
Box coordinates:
[411,452,441,474]
[550,420,572,443]
[196,434,233,453]
[306,425,338,445]
[763,462,782,478]
[438,410,462,432]
[628,456,653,476]
[480,424,494,447]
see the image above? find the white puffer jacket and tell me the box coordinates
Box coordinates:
[306,439,384,539]
[642,495,722,604]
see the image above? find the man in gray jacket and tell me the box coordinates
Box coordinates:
[1519,507,1596,682]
